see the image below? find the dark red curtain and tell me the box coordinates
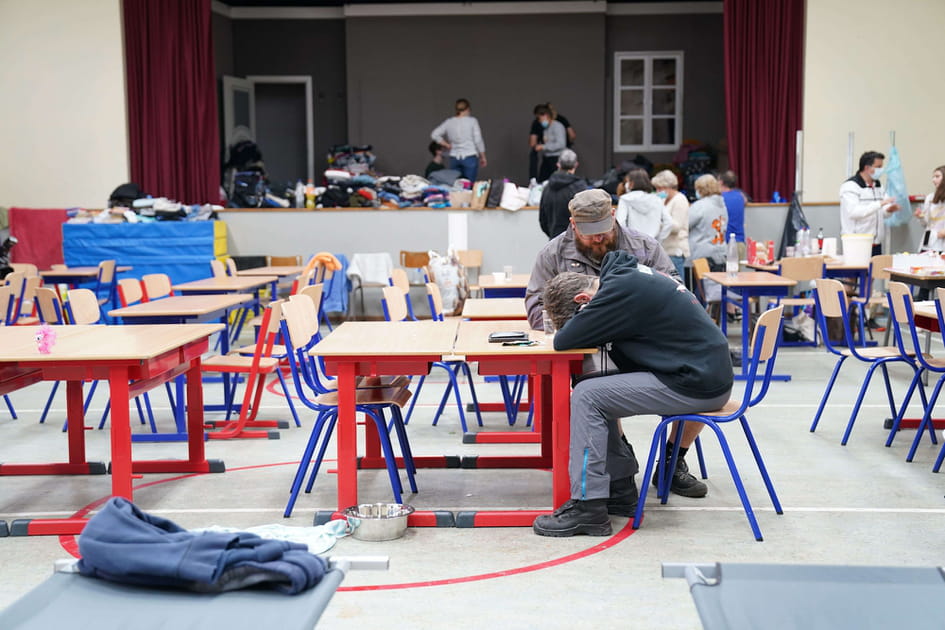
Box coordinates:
[723,0,804,203]
[123,0,220,204]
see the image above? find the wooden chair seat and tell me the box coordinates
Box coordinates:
[697,399,743,417]
[778,297,814,307]
[201,355,280,372]
[313,386,412,408]
[13,315,39,326]
[839,346,914,359]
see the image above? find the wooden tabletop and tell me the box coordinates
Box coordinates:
[478,273,531,289]
[886,268,945,280]
[237,265,303,277]
[172,276,277,293]
[745,258,866,272]
[452,320,595,356]
[462,298,527,320]
[108,294,251,318]
[40,265,133,278]
[0,324,223,362]
[703,271,798,288]
[312,320,461,357]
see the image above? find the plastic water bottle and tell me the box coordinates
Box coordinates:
[798,228,810,256]
[726,233,739,278]
[294,180,305,208]
[304,179,316,209]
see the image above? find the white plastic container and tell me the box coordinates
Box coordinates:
[841,233,873,266]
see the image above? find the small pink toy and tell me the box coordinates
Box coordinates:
[35,323,57,354]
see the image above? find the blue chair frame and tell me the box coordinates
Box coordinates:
[633,306,786,541]
[809,278,922,445]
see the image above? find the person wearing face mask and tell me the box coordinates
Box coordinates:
[914,165,945,252]
[652,169,690,279]
[839,151,901,255]
[533,105,567,183]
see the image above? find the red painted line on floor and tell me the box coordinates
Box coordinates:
[57,461,635,590]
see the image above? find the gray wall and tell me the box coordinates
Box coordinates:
[231,19,349,174]
[605,13,726,169]
[344,14,607,183]
[212,12,234,79]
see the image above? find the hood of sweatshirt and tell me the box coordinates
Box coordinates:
[546,171,584,191]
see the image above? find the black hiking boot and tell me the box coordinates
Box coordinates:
[607,476,639,517]
[533,499,612,537]
[651,455,708,498]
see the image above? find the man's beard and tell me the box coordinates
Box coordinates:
[574,230,618,262]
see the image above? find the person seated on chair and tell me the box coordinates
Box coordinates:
[532,250,733,537]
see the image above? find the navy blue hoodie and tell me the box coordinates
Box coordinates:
[77,498,327,594]
[554,250,733,399]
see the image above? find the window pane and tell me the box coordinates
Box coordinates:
[620,118,643,146]
[620,89,644,116]
[652,89,676,116]
[653,58,677,86]
[620,58,644,86]
[651,118,676,145]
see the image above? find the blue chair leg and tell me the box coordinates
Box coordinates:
[907,377,945,462]
[663,423,686,504]
[403,375,426,425]
[706,420,765,541]
[633,417,673,530]
[39,381,60,424]
[285,410,333,518]
[810,357,847,432]
[740,416,782,514]
[3,395,16,419]
[498,376,516,425]
[840,360,887,445]
[388,406,418,493]
[879,363,898,420]
[142,392,158,433]
[430,369,456,427]
[459,362,483,427]
[693,435,708,479]
[305,413,339,494]
[363,408,404,503]
[276,368,303,428]
[886,370,924,447]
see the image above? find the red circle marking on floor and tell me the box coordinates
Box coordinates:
[57,463,637,588]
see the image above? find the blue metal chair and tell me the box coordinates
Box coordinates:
[773,255,824,347]
[382,285,482,432]
[883,282,942,463]
[279,294,416,517]
[633,305,786,541]
[809,278,923,445]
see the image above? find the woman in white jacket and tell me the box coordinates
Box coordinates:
[652,169,690,278]
[615,168,673,241]
[914,165,945,251]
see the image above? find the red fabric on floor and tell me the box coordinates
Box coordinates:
[8,208,68,269]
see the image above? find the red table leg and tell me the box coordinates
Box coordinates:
[108,366,133,499]
[336,362,358,509]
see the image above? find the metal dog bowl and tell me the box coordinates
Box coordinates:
[343,503,415,541]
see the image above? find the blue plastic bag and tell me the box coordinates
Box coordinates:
[884,146,912,227]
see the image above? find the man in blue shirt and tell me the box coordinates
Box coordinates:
[719,170,747,259]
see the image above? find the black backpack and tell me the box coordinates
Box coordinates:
[109,182,146,208]
[486,178,505,208]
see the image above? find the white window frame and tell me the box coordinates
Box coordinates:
[613,51,684,152]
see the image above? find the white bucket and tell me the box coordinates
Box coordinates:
[841,233,873,266]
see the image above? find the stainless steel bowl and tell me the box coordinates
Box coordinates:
[343,503,415,541]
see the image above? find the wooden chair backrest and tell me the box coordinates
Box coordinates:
[291,269,315,295]
[400,250,430,269]
[814,278,848,318]
[66,288,101,324]
[426,282,444,320]
[141,273,173,300]
[937,287,945,316]
[456,249,483,268]
[97,259,117,285]
[22,275,40,303]
[117,278,144,306]
[268,255,303,267]
[298,283,324,315]
[5,272,25,298]
[34,287,64,324]
[749,305,784,363]
[10,263,38,277]
[390,268,410,293]
[0,285,12,324]
[690,258,710,300]
[382,285,408,321]
[284,294,318,349]
[210,259,226,278]
[226,258,238,276]
[778,255,825,282]
[869,254,893,284]
[886,281,913,325]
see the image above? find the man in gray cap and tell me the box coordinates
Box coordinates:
[525,187,682,518]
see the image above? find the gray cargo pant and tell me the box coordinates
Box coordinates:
[570,371,731,501]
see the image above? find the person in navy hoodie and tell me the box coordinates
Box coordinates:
[532,250,733,537]
[719,170,747,260]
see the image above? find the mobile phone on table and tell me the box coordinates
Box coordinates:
[488,331,530,343]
